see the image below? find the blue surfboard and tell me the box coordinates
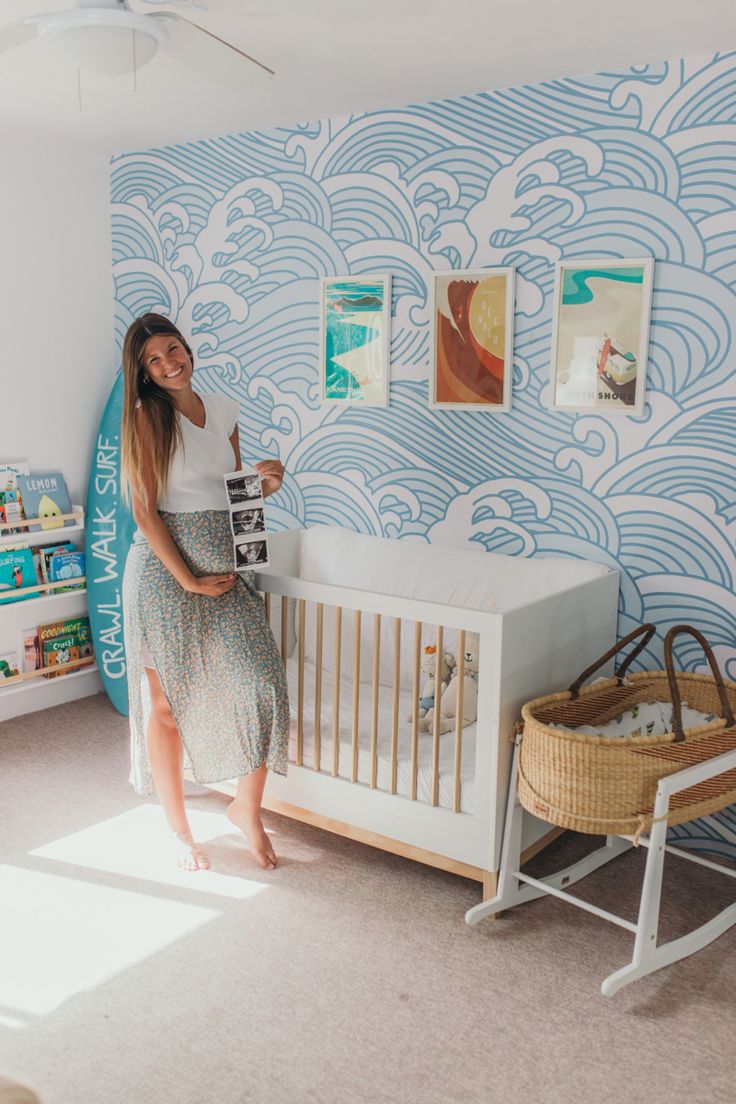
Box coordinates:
[85,371,136,715]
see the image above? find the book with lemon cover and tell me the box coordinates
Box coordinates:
[16,472,72,531]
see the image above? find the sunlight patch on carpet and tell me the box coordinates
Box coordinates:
[31,805,274,897]
[0,865,218,1015]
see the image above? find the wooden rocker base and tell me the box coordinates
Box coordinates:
[466,732,736,996]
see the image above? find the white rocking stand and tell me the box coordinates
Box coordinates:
[466,732,736,996]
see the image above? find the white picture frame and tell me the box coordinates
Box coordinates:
[429,267,515,412]
[319,275,392,407]
[549,257,655,416]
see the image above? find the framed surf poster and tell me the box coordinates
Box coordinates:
[319,275,391,406]
[430,268,515,411]
[550,257,654,415]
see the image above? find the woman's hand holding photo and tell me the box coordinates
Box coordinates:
[254,459,285,497]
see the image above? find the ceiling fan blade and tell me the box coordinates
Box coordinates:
[157,12,273,89]
[3,0,75,16]
[0,18,39,56]
[138,0,424,16]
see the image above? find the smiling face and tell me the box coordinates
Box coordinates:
[142,334,193,394]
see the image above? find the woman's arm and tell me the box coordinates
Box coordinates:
[229,425,284,499]
[133,412,235,597]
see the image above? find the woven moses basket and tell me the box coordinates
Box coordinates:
[518,624,736,838]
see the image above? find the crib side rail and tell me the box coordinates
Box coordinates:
[260,585,498,816]
[253,571,498,635]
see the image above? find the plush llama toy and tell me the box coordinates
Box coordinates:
[418,632,480,734]
[408,645,456,721]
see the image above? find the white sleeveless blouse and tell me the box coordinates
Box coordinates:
[158,392,240,513]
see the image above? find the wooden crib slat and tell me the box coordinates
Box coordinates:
[264,592,271,622]
[332,606,343,777]
[432,625,444,807]
[454,630,465,813]
[314,603,324,772]
[390,618,400,795]
[370,614,381,789]
[352,610,362,783]
[280,597,288,664]
[411,620,421,801]
[296,599,305,766]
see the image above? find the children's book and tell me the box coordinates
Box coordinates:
[48,551,85,592]
[0,490,25,535]
[38,542,77,583]
[38,616,92,649]
[0,462,30,492]
[16,472,72,531]
[20,627,41,673]
[0,546,37,603]
[0,650,21,683]
[38,616,93,678]
[0,463,30,533]
[44,636,82,676]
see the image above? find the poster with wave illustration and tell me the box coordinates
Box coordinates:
[551,258,654,416]
[431,269,514,411]
[320,276,391,406]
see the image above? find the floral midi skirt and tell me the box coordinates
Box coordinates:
[123,510,290,796]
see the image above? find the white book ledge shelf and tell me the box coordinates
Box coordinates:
[0,508,84,535]
[0,578,87,600]
[1,656,96,688]
[466,730,736,996]
[0,505,102,720]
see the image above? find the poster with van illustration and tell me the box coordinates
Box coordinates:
[551,258,654,415]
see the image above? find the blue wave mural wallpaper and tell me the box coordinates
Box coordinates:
[110,54,736,857]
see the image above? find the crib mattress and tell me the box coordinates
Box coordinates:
[285,658,478,815]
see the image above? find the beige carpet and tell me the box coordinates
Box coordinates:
[1,692,735,1104]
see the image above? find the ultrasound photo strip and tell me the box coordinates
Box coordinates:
[232,506,265,536]
[223,468,269,570]
[223,469,264,506]
[234,535,269,569]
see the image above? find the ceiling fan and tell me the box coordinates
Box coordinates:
[0,0,278,89]
[0,0,426,94]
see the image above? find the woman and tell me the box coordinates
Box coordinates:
[121,313,290,871]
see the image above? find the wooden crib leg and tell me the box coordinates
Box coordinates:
[482,870,499,902]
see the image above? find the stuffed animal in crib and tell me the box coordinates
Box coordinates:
[408,645,456,721]
[418,632,480,735]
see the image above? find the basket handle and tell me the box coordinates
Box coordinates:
[568,623,657,699]
[664,624,735,742]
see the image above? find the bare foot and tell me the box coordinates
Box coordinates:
[171,831,209,871]
[226,801,277,869]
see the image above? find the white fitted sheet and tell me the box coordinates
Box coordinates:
[285,657,478,815]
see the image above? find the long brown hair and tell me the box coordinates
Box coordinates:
[120,313,193,508]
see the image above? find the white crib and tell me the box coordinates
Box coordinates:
[214,526,620,900]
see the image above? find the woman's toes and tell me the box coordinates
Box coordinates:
[172,832,208,871]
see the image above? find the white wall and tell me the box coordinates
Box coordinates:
[0,139,115,508]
